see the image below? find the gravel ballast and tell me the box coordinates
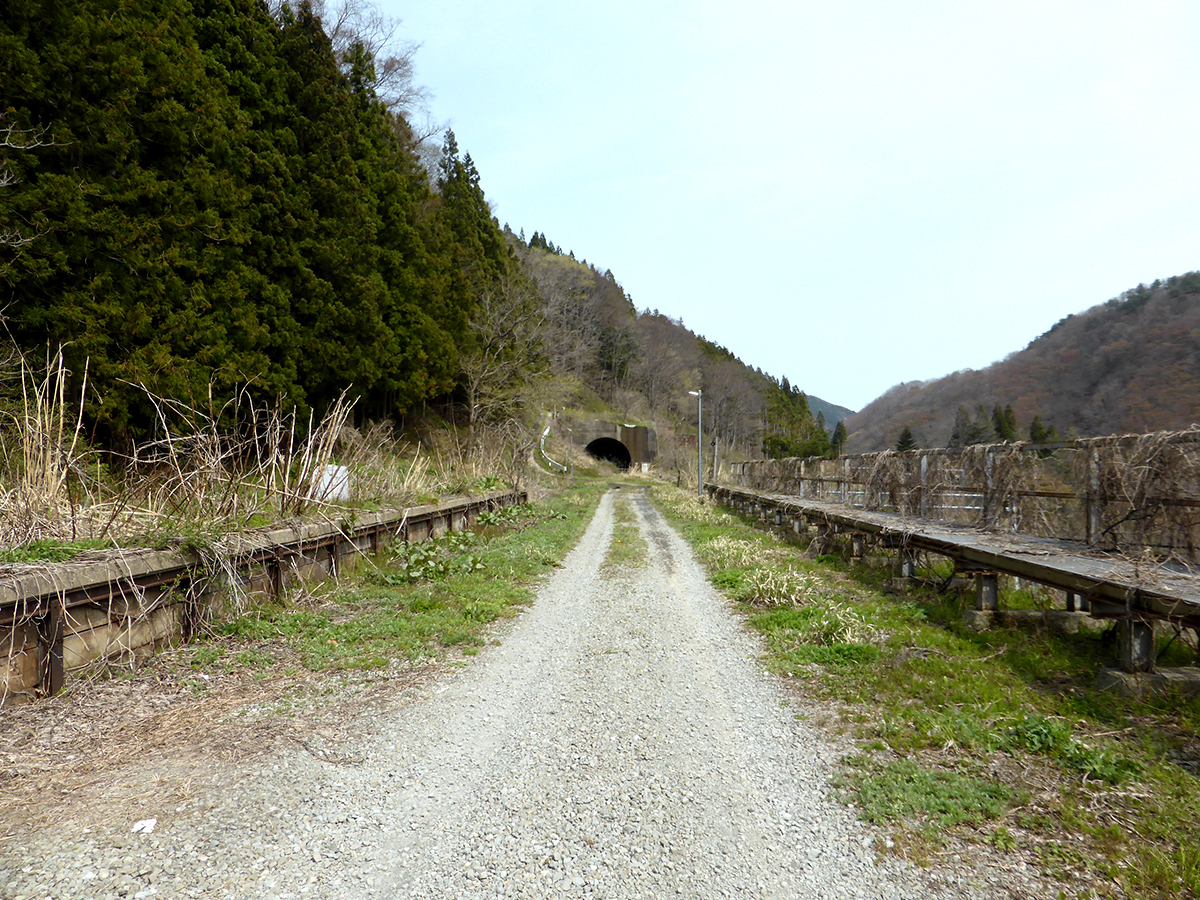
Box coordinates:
[2,487,983,899]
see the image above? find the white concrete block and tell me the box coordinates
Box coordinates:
[316,464,351,501]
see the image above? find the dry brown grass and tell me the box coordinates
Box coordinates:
[0,349,94,546]
[0,358,528,711]
[127,385,358,530]
[423,418,536,494]
[0,365,486,556]
[338,421,429,504]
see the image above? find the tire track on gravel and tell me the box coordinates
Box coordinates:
[352,486,967,899]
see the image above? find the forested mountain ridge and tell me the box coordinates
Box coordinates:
[845,272,1200,453]
[0,0,849,468]
[511,234,847,469]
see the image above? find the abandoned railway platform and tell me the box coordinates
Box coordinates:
[0,490,526,705]
[711,430,1200,676]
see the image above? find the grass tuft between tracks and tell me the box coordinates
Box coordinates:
[602,489,649,569]
[650,482,1200,900]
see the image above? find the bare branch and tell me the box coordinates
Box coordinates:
[0,228,40,249]
[302,0,432,115]
[0,120,53,152]
[460,276,547,454]
[0,115,56,253]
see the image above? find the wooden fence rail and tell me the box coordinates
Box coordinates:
[728,429,1200,566]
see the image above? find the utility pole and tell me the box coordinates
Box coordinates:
[689,389,703,498]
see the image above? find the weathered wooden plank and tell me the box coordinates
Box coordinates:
[710,485,1200,628]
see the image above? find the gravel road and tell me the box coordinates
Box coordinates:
[3,487,980,900]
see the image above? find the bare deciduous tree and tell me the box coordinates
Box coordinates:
[631,313,696,415]
[270,0,432,116]
[314,0,430,113]
[703,358,764,468]
[460,276,546,454]
[524,251,604,382]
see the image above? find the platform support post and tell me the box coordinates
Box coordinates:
[1118,618,1154,673]
[975,573,999,611]
[815,525,831,554]
[39,600,65,697]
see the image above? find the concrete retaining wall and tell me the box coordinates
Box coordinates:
[0,624,39,704]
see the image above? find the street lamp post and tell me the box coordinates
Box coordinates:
[688,389,703,498]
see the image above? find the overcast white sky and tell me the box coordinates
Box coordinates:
[380,0,1200,412]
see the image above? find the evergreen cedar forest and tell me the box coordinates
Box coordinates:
[0,0,842,469]
[3,0,1197,468]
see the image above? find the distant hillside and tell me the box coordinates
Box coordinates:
[513,234,848,465]
[845,272,1200,452]
[808,396,855,428]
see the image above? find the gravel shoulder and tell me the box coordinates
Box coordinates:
[2,487,981,900]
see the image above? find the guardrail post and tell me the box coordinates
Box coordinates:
[983,451,994,528]
[1086,448,1101,545]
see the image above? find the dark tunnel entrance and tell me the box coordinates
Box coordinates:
[585,437,632,471]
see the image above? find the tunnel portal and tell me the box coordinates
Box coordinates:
[585,437,632,471]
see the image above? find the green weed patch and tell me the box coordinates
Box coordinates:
[846,757,1012,829]
[0,538,112,564]
[1002,714,1140,784]
[216,483,604,672]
